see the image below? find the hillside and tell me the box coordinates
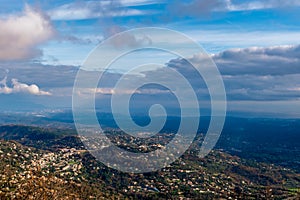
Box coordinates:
[0,125,299,199]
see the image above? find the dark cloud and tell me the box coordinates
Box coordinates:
[58,35,93,45]
[213,45,300,76]
[0,63,77,89]
[103,25,152,48]
[223,74,300,101]
[1,43,300,112]
[167,44,300,101]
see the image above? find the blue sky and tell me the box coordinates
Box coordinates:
[0,0,300,117]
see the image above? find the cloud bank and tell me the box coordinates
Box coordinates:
[0,5,55,61]
[213,45,300,76]
[167,44,300,101]
[1,43,299,116]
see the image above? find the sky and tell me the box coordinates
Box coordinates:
[0,0,300,118]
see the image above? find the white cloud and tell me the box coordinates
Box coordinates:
[47,0,300,21]
[0,76,51,96]
[184,30,300,53]
[48,0,147,20]
[171,0,300,15]
[0,5,55,61]
[226,0,300,11]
